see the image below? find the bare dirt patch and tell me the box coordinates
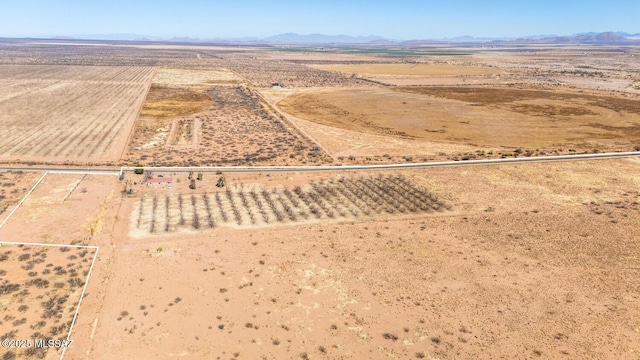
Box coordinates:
[128,84,211,153]
[126,67,239,157]
[0,174,122,245]
[397,86,640,114]
[309,62,515,86]
[167,118,198,147]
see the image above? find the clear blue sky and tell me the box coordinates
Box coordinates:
[1,0,638,39]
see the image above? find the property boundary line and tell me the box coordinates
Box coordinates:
[0,171,48,229]
[0,240,99,360]
[48,171,120,176]
[60,246,99,360]
[0,241,97,249]
[0,170,101,360]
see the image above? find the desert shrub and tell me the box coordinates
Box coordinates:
[0,283,20,295]
[383,333,398,341]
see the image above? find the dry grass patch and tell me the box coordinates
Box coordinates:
[150,68,241,86]
[279,86,640,154]
[139,85,212,120]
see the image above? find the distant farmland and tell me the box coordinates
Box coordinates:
[0,65,154,161]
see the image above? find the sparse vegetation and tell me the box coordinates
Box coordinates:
[0,245,95,359]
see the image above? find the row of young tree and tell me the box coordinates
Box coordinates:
[135,175,450,233]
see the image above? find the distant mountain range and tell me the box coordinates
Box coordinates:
[263,33,385,44]
[33,31,640,45]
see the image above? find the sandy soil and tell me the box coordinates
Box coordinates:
[357,75,514,86]
[0,171,43,224]
[0,243,96,360]
[126,68,239,156]
[2,43,640,360]
[274,110,478,161]
[1,158,632,360]
[0,174,123,245]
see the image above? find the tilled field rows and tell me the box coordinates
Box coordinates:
[133,175,450,234]
[0,65,154,159]
[0,65,153,83]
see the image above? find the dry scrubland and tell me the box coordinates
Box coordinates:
[311,63,509,76]
[1,40,640,359]
[0,65,153,162]
[48,158,638,360]
[0,244,96,360]
[126,68,330,166]
[0,171,43,224]
[2,41,638,165]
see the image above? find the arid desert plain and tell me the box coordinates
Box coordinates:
[0,40,639,359]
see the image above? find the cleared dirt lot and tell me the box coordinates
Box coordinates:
[0,173,122,245]
[278,86,640,161]
[0,65,153,162]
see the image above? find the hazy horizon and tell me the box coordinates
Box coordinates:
[1,0,639,40]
